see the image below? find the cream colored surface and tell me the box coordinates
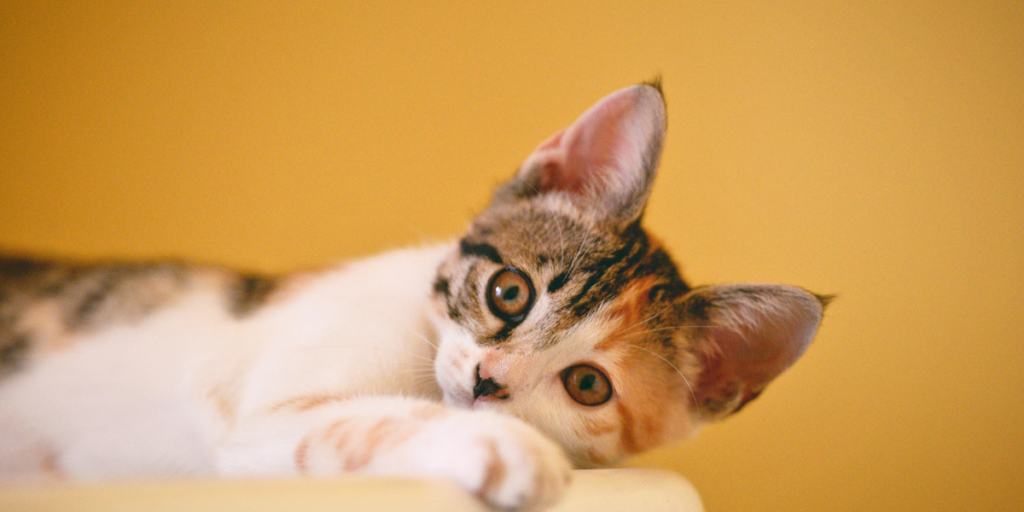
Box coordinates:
[1,2,1021,511]
[0,469,703,512]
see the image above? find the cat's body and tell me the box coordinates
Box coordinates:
[0,84,827,511]
[0,245,450,475]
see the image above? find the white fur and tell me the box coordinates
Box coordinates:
[0,243,572,510]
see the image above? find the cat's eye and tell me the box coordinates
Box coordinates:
[562,364,613,406]
[486,267,535,323]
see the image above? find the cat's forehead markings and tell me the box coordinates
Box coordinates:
[230,273,278,318]
[592,275,662,353]
[547,272,570,294]
[571,233,688,320]
[459,238,503,265]
[566,233,650,318]
[488,323,515,345]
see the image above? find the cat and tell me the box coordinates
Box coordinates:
[0,82,828,511]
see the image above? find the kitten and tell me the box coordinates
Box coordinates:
[0,83,827,511]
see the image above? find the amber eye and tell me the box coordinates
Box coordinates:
[485,267,535,323]
[562,364,613,406]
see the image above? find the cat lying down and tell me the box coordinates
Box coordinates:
[0,83,827,511]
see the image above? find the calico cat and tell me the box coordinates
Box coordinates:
[0,83,827,511]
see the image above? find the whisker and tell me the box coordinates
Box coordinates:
[619,305,672,335]
[517,180,549,250]
[326,344,438,368]
[627,344,702,420]
[625,324,728,336]
[406,360,436,369]
[402,352,437,362]
[512,219,546,250]
[567,235,593,278]
[403,326,439,351]
[393,366,438,378]
[372,315,439,351]
[403,369,439,378]
[554,213,566,256]
[408,372,441,387]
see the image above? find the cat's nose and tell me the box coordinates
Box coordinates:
[473,363,509,400]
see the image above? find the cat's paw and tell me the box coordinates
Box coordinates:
[403,410,572,511]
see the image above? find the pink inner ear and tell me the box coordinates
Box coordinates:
[697,327,798,413]
[522,85,663,198]
[530,128,578,194]
[689,286,823,418]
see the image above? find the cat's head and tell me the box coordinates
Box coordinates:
[428,83,827,467]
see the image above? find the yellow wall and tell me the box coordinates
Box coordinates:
[2,2,1021,510]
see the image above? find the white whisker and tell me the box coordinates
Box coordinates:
[620,305,672,335]
[567,235,593,278]
[404,326,439,351]
[626,324,726,336]
[554,214,566,255]
[627,344,701,420]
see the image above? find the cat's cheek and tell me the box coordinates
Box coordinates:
[499,390,609,468]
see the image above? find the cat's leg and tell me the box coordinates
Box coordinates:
[216,395,571,511]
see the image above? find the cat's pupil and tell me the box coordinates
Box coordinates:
[501,286,519,302]
[579,373,596,391]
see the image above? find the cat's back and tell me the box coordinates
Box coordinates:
[0,254,253,478]
[0,252,337,479]
[0,244,454,391]
[0,254,251,380]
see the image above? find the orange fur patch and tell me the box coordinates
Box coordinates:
[476,439,507,500]
[344,417,422,471]
[592,268,682,456]
[410,403,448,421]
[206,387,235,423]
[616,401,642,454]
[294,436,310,474]
[323,419,352,445]
[270,392,348,412]
[342,427,376,471]
[582,417,617,436]
[40,448,64,480]
[296,412,439,474]
[585,448,609,467]
[20,301,72,352]
[612,344,676,455]
[617,356,675,455]
[595,275,659,353]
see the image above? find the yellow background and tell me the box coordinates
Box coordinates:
[2,2,1021,511]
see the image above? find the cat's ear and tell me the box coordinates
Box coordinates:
[681,284,829,421]
[491,83,667,228]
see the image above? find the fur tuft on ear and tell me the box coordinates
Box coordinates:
[681,284,827,421]
[642,75,664,97]
[491,83,667,229]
